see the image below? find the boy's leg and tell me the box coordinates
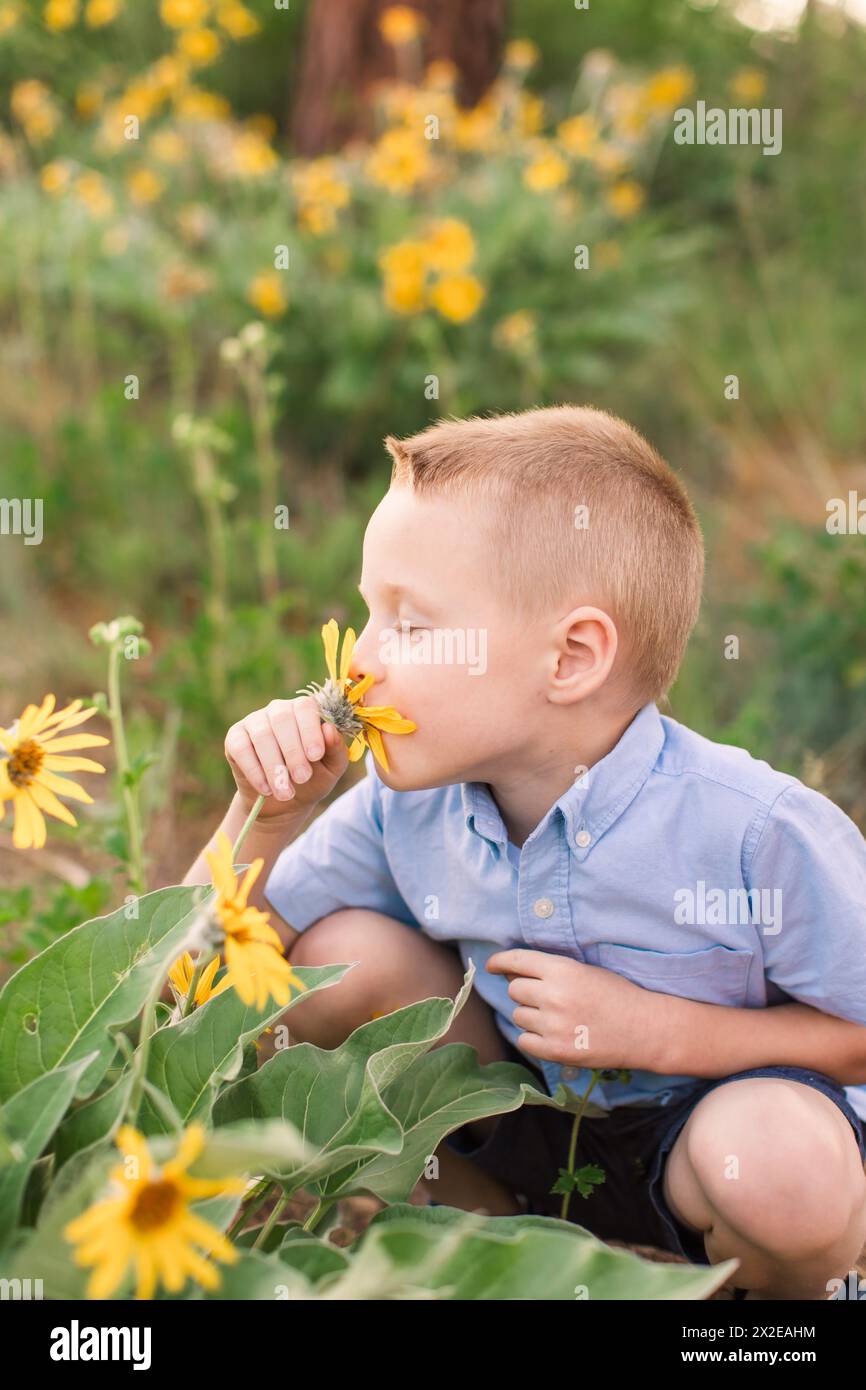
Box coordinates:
[662,1077,866,1299]
[280,908,523,1215]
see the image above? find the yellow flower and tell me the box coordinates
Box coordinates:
[150,128,187,164]
[75,170,115,218]
[557,113,599,158]
[0,2,22,36]
[423,218,475,273]
[301,620,417,773]
[174,87,231,120]
[127,167,164,205]
[64,1124,246,1300]
[493,309,536,352]
[523,145,569,192]
[85,0,121,25]
[148,54,191,97]
[231,130,278,176]
[605,179,645,219]
[429,272,485,323]
[246,272,287,317]
[453,96,500,152]
[160,0,208,28]
[425,59,457,89]
[644,65,694,112]
[366,127,431,192]
[504,38,539,69]
[0,696,108,850]
[516,91,545,137]
[169,951,231,1007]
[293,158,350,209]
[383,269,426,315]
[729,67,767,103]
[379,5,424,46]
[178,26,222,65]
[593,144,629,176]
[44,0,78,30]
[40,160,71,195]
[205,831,307,1009]
[75,82,104,118]
[216,2,259,38]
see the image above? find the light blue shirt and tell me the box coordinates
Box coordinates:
[265,703,866,1119]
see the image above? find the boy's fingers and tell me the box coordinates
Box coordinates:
[246,716,294,800]
[225,726,270,797]
[486,949,546,979]
[293,696,326,760]
[265,700,309,783]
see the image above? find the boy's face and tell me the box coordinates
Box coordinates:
[350,485,548,791]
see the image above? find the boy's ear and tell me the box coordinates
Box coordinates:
[384,434,409,475]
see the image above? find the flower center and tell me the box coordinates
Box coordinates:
[130,1179,181,1232]
[7,739,44,787]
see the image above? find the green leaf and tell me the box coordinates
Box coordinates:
[0,884,214,1103]
[0,1054,97,1247]
[53,1070,134,1172]
[551,1163,606,1199]
[149,1118,315,1180]
[213,964,547,1202]
[139,963,352,1135]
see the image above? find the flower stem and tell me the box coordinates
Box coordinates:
[226,1178,273,1241]
[106,639,147,896]
[302,1197,335,1234]
[232,794,265,860]
[126,966,170,1126]
[560,1070,602,1222]
[253,1192,289,1249]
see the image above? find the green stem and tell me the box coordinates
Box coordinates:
[253,1192,289,1249]
[226,1178,274,1241]
[242,363,280,606]
[125,966,169,1126]
[302,1197,335,1234]
[107,640,146,896]
[560,1070,602,1222]
[232,794,265,860]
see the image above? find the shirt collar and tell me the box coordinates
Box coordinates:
[460,702,665,859]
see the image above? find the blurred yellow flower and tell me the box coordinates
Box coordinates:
[44,0,78,30]
[75,170,115,218]
[75,82,104,118]
[606,179,645,219]
[247,272,287,318]
[40,160,71,195]
[160,0,207,27]
[230,130,278,176]
[423,218,475,273]
[644,65,694,112]
[0,696,107,850]
[383,269,427,315]
[150,128,187,164]
[523,144,569,192]
[379,5,425,46]
[0,2,22,35]
[11,80,60,141]
[175,87,231,120]
[178,25,223,65]
[127,167,165,205]
[729,67,767,103]
[429,273,485,323]
[493,309,537,353]
[149,54,192,96]
[366,126,431,192]
[298,203,337,235]
[425,59,457,89]
[504,38,540,69]
[177,202,213,242]
[379,238,428,279]
[85,0,121,25]
[593,144,629,175]
[516,91,545,136]
[453,97,500,153]
[216,2,259,38]
[557,113,599,158]
[294,157,350,208]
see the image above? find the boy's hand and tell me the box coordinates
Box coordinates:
[486,948,665,1072]
[224,696,349,818]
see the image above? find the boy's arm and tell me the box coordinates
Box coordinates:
[654,780,866,1085]
[649,995,866,1085]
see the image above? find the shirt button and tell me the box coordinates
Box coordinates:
[532,897,554,918]
[575,830,591,848]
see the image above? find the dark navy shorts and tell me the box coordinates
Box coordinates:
[447,1038,866,1265]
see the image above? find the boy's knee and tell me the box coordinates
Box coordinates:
[288,907,379,968]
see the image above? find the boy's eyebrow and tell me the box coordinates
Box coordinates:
[357,580,432,608]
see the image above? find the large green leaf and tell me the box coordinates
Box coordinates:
[334,1204,738,1300]
[53,1071,134,1172]
[149,1118,315,1178]
[139,963,352,1135]
[0,1053,96,1248]
[213,965,547,1201]
[0,885,213,1103]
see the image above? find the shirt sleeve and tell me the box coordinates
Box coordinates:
[263,750,418,933]
[745,781,866,1026]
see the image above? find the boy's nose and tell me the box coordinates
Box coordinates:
[349,623,384,686]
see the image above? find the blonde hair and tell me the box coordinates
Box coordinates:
[384,405,704,704]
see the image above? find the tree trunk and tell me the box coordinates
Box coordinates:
[291,0,508,156]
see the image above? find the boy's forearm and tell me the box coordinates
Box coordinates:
[181,792,312,924]
[651,994,866,1086]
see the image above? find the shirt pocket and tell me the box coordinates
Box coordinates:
[595,942,755,1007]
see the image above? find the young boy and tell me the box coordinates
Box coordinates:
[185,405,866,1300]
